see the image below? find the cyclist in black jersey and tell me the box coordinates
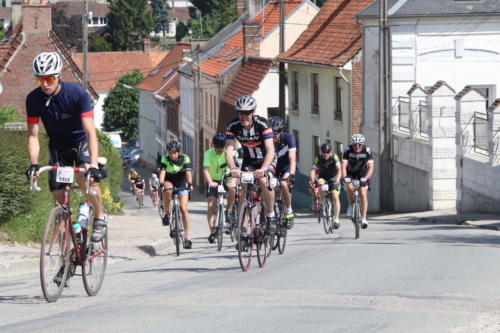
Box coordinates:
[342,134,374,229]
[225,95,277,235]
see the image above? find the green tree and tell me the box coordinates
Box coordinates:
[175,21,188,42]
[52,2,84,51]
[90,35,112,52]
[0,105,22,126]
[102,70,144,139]
[188,0,236,39]
[106,0,156,51]
[151,0,171,38]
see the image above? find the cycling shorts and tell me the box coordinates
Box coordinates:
[346,173,369,188]
[205,178,232,198]
[275,161,299,178]
[317,176,341,193]
[48,139,90,192]
[241,157,276,176]
[164,180,189,195]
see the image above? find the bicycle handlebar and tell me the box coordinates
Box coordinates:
[29,166,96,196]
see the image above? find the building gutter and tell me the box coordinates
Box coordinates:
[273,58,341,69]
[356,12,500,20]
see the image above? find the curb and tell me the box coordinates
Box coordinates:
[0,258,39,278]
[418,217,500,231]
[138,239,173,256]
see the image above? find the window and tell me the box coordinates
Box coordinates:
[334,77,342,121]
[293,129,300,162]
[312,135,320,157]
[311,73,319,115]
[268,107,279,118]
[335,141,343,159]
[292,71,299,111]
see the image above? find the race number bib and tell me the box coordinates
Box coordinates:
[218,185,226,193]
[56,167,74,183]
[241,173,254,184]
[271,178,277,187]
[321,184,329,191]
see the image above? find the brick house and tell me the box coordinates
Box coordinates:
[0,2,99,118]
[276,0,372,179]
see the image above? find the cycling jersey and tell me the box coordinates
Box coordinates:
[225,115,273,160]
[134,178,144,189]
[275,132,296,169]
[160,154,192,184]
[312,153,340,179]
[26,82,93,149]
[149,177,159,189]
[203,148,237,181]
[129,171,138,179]
[342,145,373,177]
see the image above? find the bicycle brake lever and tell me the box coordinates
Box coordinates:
[86,173,97,195]
[30,173,41,191]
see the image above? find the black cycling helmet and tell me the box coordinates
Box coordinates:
[166,140,181,151]
[320,143,332,153]
[136,175,142,180]
[237,147,243,158]
[268,116,285,132]
[212,133,225,146]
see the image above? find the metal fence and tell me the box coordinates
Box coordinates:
[398,97,409,131]
[473,112,488,155]
[419,100,428,137]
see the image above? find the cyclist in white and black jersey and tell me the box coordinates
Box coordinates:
[225,95,277,236]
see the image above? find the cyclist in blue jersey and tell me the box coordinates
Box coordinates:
[25,53,106,247]
[225,95,277,236]
[268,116,297,229]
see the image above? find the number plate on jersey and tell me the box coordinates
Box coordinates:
[218,185,226,193]
[241,173,254,183]
[56,167,74,183]
[322,184,329,191]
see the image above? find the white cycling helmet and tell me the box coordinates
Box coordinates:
[350,134,365,144]
[152,173,157,178]
[32,52,63,76]
[235,95,257,111]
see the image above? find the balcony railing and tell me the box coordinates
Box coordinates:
[398,96,409,131]
[419,100,428,137]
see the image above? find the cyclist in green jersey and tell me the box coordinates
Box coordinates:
[159,140,194,249]
[309,143,342,229]
[203,134,238,243]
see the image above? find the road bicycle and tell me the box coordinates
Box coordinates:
[319,181,336,234]
[230,182,240,243]
[158,189,165,219]
[272,177,291,254]
[30,164,108,303]
[344,177,370,239]
[310,182,321,224]
[163,186,188,256]
[150,187,158,207]
[213,171,229,251]
[236,171,272,271]
[136,188,144,208]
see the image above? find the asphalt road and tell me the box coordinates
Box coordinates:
[1,186,500,332]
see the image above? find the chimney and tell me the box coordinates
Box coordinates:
[249,0,271,20]
[237,0,246,18]
[243,21,260,57]
[11,1,22,30]
[69,46,77,59]
[22,3,52,34]
[182,49,191,59]
[190,38,207,55]
[143,38,151,53]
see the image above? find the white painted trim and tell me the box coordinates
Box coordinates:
[388,0,409,16]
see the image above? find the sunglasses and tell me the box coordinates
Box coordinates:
[273,132,281,136]
[321,151,331,154]
[35,76,58,85]
[214,145,225,149]
[238,111,253,116]
[353,144,363,147]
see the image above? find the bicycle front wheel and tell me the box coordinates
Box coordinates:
[354,197,361,239]
[138,195,143,209]
[158,192,165,218]
[256,225,269,268]
[316,197,321,223]
[40,207,69,303]
[172,206,181,256]
[82,231,108,296]
[237,202,253,271]
[323,198,333,234]
[276,201,287,254]
[216,203,224,251]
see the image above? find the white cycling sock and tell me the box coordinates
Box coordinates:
[267,212,275,217]
[285,207,293,214]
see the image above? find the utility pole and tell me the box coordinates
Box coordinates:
[279,0,286,121]
[197,46,204,192]
[379,0,392,211]
[83,0,88,91]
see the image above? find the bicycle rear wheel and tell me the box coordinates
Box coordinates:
[256,225,269,267]
[82,231,108,297]
[216,203,224,251]
[237,203,253,271]
[354,197,361,239]
[40,207,70,303]
[231,202,238,243]
[323,198,333,234]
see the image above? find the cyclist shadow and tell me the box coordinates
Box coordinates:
[0,294,77,304]
[123,266,239,274]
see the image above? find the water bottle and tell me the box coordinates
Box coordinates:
[73,222,82,244]
[77,201,90,229]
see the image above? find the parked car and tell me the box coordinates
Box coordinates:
[117,146,131,157]
[122,148,140,166]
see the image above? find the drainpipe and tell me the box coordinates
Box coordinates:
[339,67,352,139]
